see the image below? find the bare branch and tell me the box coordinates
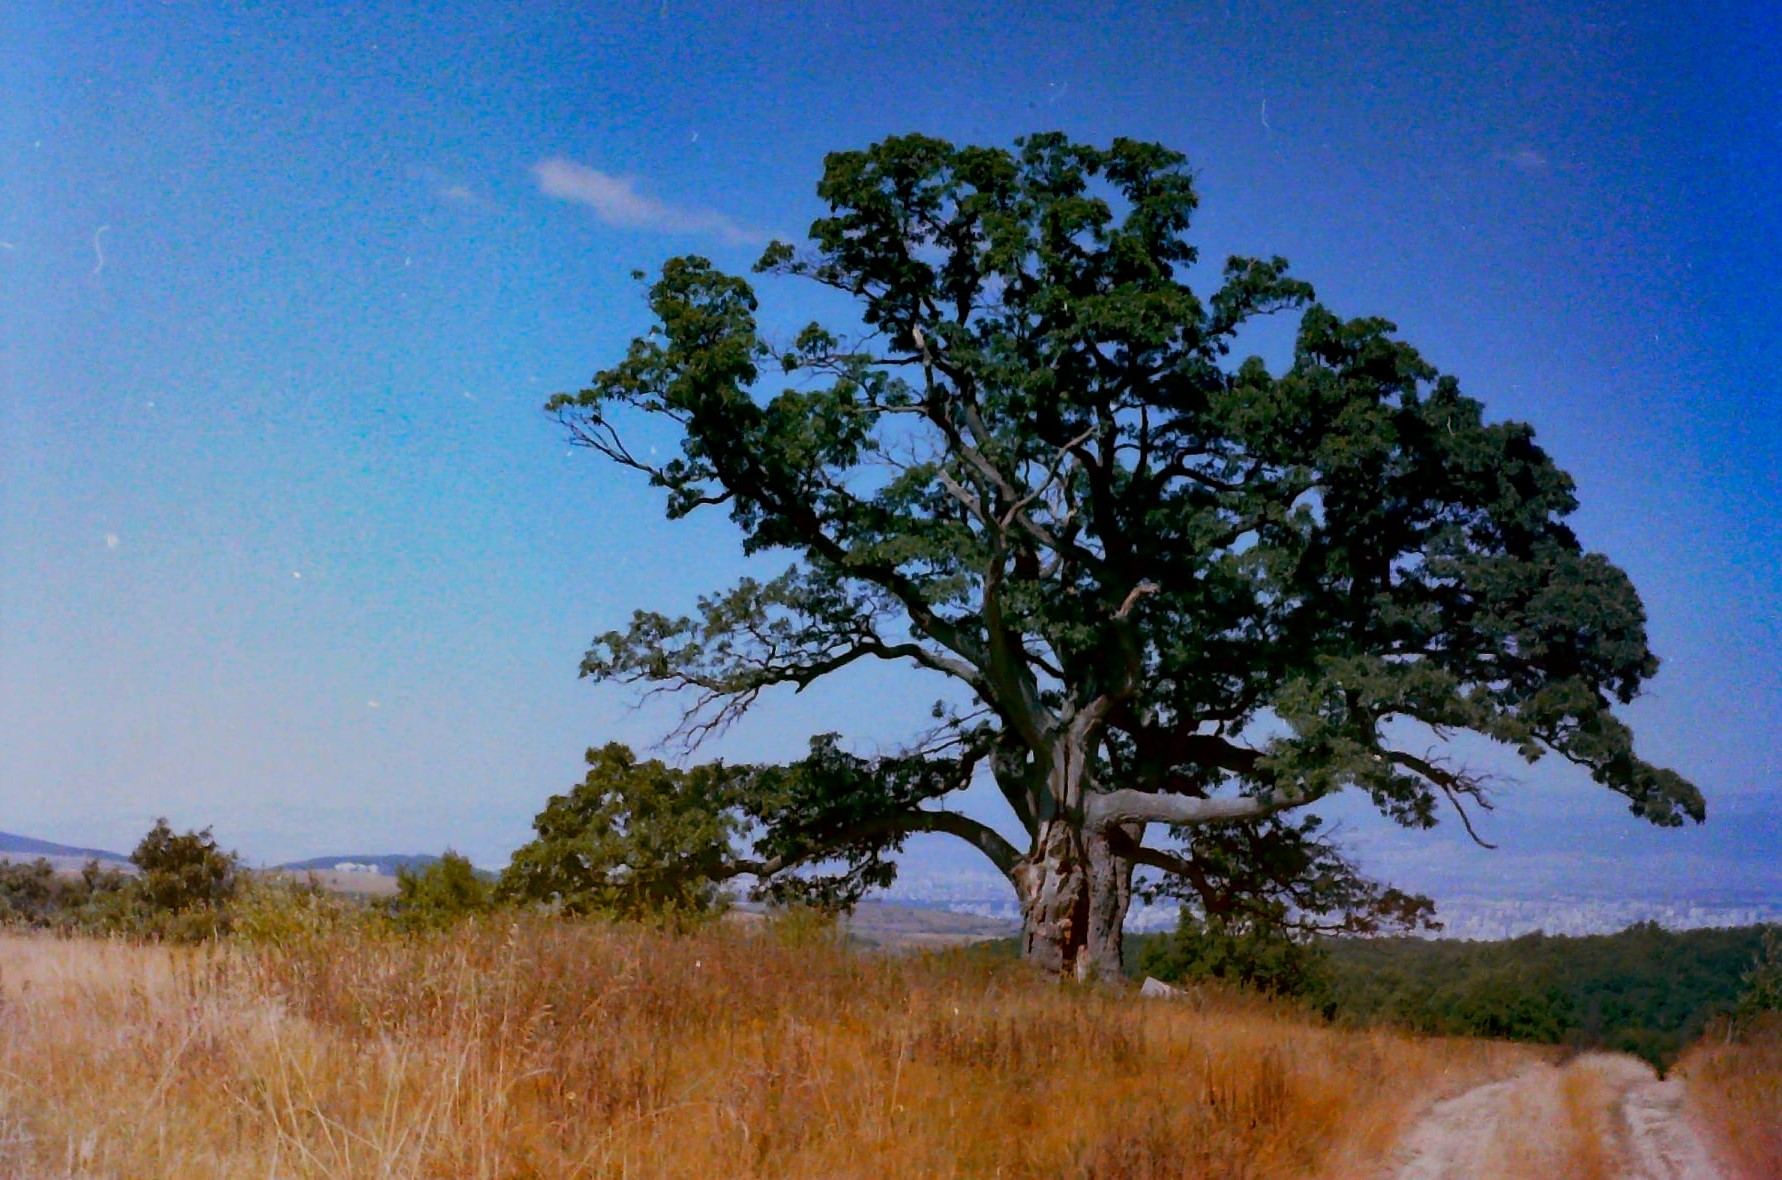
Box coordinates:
[1115,581,1161,619]
[1386,749,1499,849]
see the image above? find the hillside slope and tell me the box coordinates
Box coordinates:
[0,831,126,863]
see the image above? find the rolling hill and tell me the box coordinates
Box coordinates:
[0,831,128,864]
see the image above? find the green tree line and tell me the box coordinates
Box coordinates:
[1135,914,1780,1069]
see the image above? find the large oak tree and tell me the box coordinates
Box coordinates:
[548,133,1701,978]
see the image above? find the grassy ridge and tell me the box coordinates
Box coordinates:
[0,920,1534,1179]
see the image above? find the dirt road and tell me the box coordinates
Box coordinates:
[1388,1053,1727,1180]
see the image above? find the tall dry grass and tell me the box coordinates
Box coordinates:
[1677,1020,1782,1180]
[0,920,1530,1179]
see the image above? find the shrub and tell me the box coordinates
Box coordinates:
[0,859,59,926]
[498,744,739,923]
[232,874,369,947]
[1139,907,1330,1000]
[131,820,239,912]
[1734,925,1782,1032]
[393,851,493,930]
[0,857,133,932]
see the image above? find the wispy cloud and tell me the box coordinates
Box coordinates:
[1497,147,1550,173]
[436,182,494,210]
[532,158,761,246]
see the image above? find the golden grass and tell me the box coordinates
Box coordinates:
[1555,1056,1620,1180]
[1677,1021,1782,1180]
[0,921,1531,1179]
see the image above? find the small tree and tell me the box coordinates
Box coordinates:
[132,818,239,911]
[0,859,59,926]
[129,818,240,938]
[499,743,742,923]
[1734,925,1782,1034]
[232,873,363,947]
[394,851,494,930]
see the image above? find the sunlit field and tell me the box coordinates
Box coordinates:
[0,921,1538,1180]
[1678,1019,1782,1180]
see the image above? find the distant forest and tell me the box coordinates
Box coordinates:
[1134,920,1773,1070]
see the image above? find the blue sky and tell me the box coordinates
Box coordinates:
[2,2,1776,906]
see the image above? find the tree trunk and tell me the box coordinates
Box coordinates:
[1013,819,1088,977]
[1083,825,1135,981]
[1012,820,1135,981]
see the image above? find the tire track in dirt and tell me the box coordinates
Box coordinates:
[1618,1064,1724,1180]
[1386,1052,1727,1180]
[1387,1070,1533,1180]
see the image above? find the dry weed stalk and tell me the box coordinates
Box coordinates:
[0,922,1528,1179]
[1678,1023,1782,1180]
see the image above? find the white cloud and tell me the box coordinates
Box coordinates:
[532,158,760,246]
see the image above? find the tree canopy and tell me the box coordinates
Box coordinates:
[132,818,239,917]
[499,743,743,922]
[547,131,1700,977]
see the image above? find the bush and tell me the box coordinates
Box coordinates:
[1444,970,1576,1043]
[131,819,239,913]
[106,819,243,941]
[1138,907,1330,1000]
[1734,925,1782,1033]
[232,874,370,947]
[498,744,739,923]
[393,852,494,930]
[0,857,133,933]
[0,859,59,926]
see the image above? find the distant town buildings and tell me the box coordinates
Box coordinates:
[873,867,1782,940]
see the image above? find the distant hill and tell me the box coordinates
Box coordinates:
[275,853,442,878]
[0,830,128,864]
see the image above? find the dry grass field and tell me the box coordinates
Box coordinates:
[0,919,1542,1180]
[1677,1021,1782,1180]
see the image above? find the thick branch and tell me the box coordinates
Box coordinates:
[720,806,1022,882]
[1086,785,1312,829]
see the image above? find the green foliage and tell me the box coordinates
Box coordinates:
[0,857,131,931]
[1,820,241,942]
[1311,922,1770,1069]
[394,851,494,930]
[232,874,372,947]
[1141,811,1439,944]
[131,818,240,917]
[1446,969,1575,1042]
[737,734,998,910]
[1136,904,1330,999]
[545,130,1697,971]
[1734,925,1782,1031]
[0,857,62,926]
[499,744,741,923]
